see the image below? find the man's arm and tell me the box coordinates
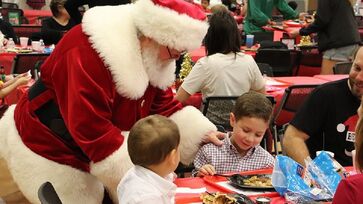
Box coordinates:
[283,125,310,166]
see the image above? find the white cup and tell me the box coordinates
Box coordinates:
[20,37,29,48]
[31,41,40,51]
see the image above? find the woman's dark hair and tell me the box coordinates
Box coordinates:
[204,11,240,56]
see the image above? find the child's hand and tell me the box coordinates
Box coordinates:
[16,72,30,79]
[197,164,216,177]
[16,75,31,86]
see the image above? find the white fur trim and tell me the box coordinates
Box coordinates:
[0,106,104,204]
[90,132,133,203]
[133,0,208,51]
[169,106,217,164]
[82,2,208,99]
[82,6,149,99]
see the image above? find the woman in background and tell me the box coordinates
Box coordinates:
[290,0,360,74]
[176,11,265,128]
[41,0,76,45]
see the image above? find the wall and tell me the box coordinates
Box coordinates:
[3,0,51,10]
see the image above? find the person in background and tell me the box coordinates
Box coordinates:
[289,0,360,74]
[244,0,306,34]
[64,0,131,24]
[193,91,274,176]
[0,19,18,44]
[176,11,265,127]
[201,0,210,12]
[210,4,228,14]
[332,95,363,203]
[287,1,298,10]
[283,46,363,167]
[117,115,180,203]
[41,0,76,45]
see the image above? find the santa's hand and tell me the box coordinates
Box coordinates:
[201,130,225,146]
[197,164,216,177]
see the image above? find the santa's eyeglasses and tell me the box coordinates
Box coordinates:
[166,47,186,59]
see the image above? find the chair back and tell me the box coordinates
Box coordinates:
[257,63,273,77]
[13,25,42,38]
[202,96,238,131]
[38,182,62,204]
[271,84,318,154]
[2,2,19,9]
[1,8,26,25]
[11,53,50,79]
[251,31,274,44]
[333,62,352,74]
[255,49,295,76]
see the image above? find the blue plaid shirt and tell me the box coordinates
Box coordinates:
[193,133,275,174]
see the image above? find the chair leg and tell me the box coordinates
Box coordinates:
[273,125,279,155]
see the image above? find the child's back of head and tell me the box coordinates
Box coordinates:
[233,91,273,123]
[128,115,180,168]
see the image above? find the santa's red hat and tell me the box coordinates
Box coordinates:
[133,0,208,51]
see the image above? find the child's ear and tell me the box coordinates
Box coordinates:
[229,112,235,128]
[168,149,178,166]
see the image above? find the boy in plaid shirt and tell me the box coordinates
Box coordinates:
[194,91,275,176]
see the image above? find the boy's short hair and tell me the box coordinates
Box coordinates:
[232,91,273,122]
[128,115,180,167]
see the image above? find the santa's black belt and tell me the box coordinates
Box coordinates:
[28,79,90,163]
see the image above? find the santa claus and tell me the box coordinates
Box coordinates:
[0,0,221,203]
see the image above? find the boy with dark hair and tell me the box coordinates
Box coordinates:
[194,91,275,176]
[117,115,181,203]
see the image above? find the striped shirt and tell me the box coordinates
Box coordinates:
[193,133,275,174]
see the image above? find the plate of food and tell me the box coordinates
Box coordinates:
[227,174,274,190]
[284,20,303,27]
[201,192,255,204]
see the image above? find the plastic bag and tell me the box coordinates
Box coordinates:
[272,151,344,201]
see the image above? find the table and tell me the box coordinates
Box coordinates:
[175,168,285,204]
[175,166,354,204]
[313,74,348,81]
[23,9,52,25]
[189,46,256,62]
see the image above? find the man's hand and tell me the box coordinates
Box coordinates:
[201,131,225,146]
[197,164,216,177]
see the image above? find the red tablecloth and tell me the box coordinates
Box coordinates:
[23,9,52,24]
[273,76,328,85]
[175,168,285,204]
[0,52,16,74]
[189,46,256,62]
[313,74,348,82]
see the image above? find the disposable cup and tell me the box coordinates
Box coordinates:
[20,37,29,48]
[32,41,41,51]
[246,35,254,48]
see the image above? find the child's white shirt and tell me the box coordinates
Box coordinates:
[117,165,176,204]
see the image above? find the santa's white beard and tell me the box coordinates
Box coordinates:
[141,42,176,90]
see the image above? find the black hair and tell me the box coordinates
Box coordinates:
[288,1,298,10]
[204,11,240,56]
